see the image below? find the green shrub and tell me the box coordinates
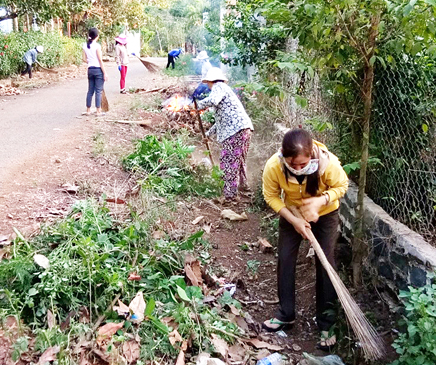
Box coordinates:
[0,31,82,78]
[163,54,196,77]
[390,282,436,365]
[123,134,223,197]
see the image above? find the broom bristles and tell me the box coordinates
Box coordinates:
[101,90,109,112]
[290,207,385,361]
[136,56,160,73]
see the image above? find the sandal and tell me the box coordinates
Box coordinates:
[262,318,294,332]
[316,331,336,352]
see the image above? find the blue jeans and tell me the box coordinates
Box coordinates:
[87,67,104,108]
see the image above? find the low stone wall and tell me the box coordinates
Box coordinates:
[339,182,436,294]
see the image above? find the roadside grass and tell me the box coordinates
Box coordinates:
[123,133,223,198]
[0,119,240,363]
[0,198,240,362]
[92,131,106,156]
[129,93,163,113]
[163,54,196,78]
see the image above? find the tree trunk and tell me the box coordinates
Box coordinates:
[155,25,162,54]
[351,13,380,287]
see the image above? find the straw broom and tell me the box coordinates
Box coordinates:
[35,61,58,73]
[289,206,385,361]
[134,55,160,73]
[101,90,109,112]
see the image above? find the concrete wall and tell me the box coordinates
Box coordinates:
[340,181,436,293]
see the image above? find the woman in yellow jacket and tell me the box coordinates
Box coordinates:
[262,128,348,351]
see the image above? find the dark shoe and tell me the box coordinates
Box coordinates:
[262,318,294,332]
[316,331,336,352]
[120,89,126,94]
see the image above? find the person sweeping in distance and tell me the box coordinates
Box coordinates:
[115,34,129,94]
[192,51,212,100]
[194,67,254,203]
[21,45,44,79]
[262,128,348,351]
[82,27,108,116]
[166,48,184,69]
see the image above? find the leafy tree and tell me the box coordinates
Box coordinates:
[219,0,287,67]
[224,0,436,284]
[0,0,89,23]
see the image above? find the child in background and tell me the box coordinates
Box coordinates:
[115,34,129,94]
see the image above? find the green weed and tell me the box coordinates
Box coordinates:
[123,134,223,198]
[0,31,82,77]
[246,260,260,276]
[0,199,239,361]
[390,282,436,365]
[163,54,196,77]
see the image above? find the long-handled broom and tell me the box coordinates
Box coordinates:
[35,61,58,73]
[134,55,160,73]
[101,90,109,112]
[289,206,385,361]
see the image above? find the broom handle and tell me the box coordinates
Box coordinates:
[289,206,335,276]
[193,98,215,166]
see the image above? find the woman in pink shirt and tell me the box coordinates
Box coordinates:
[115,34,129,94]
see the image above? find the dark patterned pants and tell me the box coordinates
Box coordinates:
[220,128,252,199]
[275,209,339,331]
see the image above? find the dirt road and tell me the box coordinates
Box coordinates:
[0,57,164,185]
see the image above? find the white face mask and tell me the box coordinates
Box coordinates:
[283,158,319,176]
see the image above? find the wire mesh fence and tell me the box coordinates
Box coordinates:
[278,55,436,245]
[367,57,436,244]
[299,56,436,245]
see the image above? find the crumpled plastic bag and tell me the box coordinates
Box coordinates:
[196,352,226,365]
[302,352,346,365]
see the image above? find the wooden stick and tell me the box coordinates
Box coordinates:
[106,119,153,126]
[193,98,215,166]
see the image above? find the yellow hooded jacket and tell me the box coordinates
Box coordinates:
[262,140,349,216]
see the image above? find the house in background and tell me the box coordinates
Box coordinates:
[0,8,13,33]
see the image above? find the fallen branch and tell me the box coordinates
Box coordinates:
[106,119,153,126]
[134,85,177,94]
[86,294,120,341]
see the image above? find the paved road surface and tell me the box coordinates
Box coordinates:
[0,57,164,181]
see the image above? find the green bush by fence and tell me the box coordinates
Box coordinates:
[0,31,83,78]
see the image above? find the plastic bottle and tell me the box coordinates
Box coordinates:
[256,352,283,365]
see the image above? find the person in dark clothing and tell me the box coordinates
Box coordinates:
[166,48,183,69]
[21,46,44,78]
